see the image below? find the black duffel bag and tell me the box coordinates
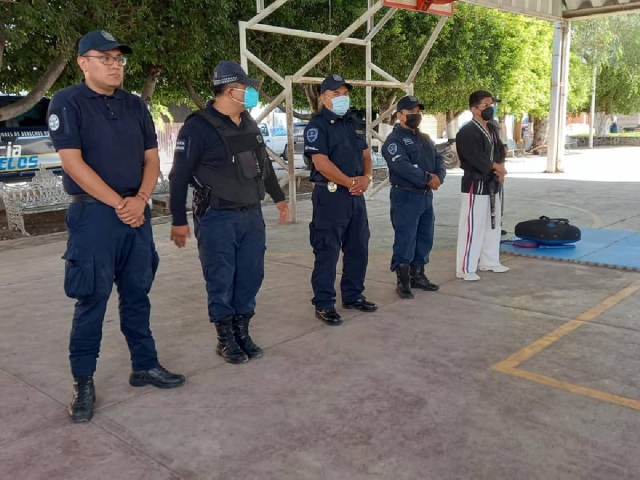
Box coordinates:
[515,216,581,246]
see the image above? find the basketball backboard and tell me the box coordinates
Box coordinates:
[383,0,454,16]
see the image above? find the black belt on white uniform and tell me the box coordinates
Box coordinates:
[71,191,137,203]
[392,185,431,195]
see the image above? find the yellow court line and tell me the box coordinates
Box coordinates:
[506,368,640,412]
[492,281,640,372]
[492,282,640,410]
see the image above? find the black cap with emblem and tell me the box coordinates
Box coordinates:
[320,74,353,93]
[78,30,132,56]
[212,61,260,87]
[397,95,424,112]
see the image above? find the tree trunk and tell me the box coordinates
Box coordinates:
[445,110,457,138]
[140,65,162,106]
[0,28,6,72]
[304,84,322,114]
[595,112,611,137]
[376,92,397,126]
[0,54,68,122]
[530,114,549,153]
[185,80,206,109]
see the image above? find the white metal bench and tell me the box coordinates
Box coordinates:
[0,168,172,236]
[0,166,70,236]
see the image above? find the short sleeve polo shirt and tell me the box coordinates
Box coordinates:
[47,80,158,195]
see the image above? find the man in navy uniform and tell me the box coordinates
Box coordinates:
[303,74,377,326]
[48,30,185,423]
[169,61,289,364]
[382,95,446,299]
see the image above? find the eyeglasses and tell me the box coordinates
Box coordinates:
[82,55,127,66]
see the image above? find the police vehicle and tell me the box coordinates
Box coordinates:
[0,96,62,179]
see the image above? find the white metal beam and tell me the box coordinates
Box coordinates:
[292,1,383,82]
[246,22,367,46]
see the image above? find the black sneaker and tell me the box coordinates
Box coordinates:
[129,365,186,389]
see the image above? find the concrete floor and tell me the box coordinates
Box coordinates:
[2,147,640,479]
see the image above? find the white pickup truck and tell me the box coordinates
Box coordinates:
[259,123,288,159]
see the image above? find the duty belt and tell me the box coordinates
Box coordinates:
[71,191,137,203]
[314,181,345,193]
[392,185,431,195]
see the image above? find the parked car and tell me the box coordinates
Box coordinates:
[259,123,288,159]
[622,125,640,133]
[0,96,62,178]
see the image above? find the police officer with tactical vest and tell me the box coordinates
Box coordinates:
[382,96,446,299]
[169,61,288,364]
[48,30,185,423]
[304,74,377,326]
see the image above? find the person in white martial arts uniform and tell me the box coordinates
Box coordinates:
[455,90,509,281]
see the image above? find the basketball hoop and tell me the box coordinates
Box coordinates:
[417,0,455,11]
[383,0,455,16]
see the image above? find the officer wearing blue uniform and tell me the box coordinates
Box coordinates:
[304,74,377,326]
[169,61,289,364]
[382,96,446,299]
[48,31,185,423]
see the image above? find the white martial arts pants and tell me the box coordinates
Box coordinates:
[456,191,502,275]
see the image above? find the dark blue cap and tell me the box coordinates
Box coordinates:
[212,61,260,87]
[320,74,353,94]
[397,95,424,112]
[78,30,132,56]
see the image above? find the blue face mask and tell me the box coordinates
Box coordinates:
[243,87,259,109]
[331,95,350,116]
[232,87,259,110]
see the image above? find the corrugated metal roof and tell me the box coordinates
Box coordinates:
[461,0,640,20]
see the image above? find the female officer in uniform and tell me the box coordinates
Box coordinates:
[382,95,446,299]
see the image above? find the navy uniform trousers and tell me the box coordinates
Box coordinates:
[194,205,266,322]
[310,186,370,310]
[63,202,159,377]
[390,187,435,272]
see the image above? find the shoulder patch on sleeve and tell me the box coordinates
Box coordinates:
[387,143,398,155]
[48,114,60,132]
[306,128,319,143]
[175,137,189,153]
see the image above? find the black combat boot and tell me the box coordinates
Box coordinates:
[69,376,95,423]
[396,264,414,299]
[410,264,439,291]
[233,314,263,359]
[215,317,249,364]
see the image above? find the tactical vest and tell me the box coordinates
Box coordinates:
[188,108,269,205]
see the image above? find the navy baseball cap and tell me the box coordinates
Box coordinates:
[78,30,132,56]
[212,61,260,87]
[320,74,353,93]
[397,95,424,112]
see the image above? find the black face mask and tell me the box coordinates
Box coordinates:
[480,107,494,121]
[405,113,422,129]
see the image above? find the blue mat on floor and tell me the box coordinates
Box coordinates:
[500,227,640,271]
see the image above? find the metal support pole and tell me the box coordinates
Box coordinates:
[556,21,571,168]
[364,8,397,43]
[546,21,564,173]
[405,16,447,85]
[255,89,287,124]
[285,76,297,223]
[246,0,290,27]
[588,63,597,149]
[368,62,402,84]
[292,1,383,82]
[240,22,248,72]
[256,0,264,12]
[246,23,367,46]
[366,0,374,154]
